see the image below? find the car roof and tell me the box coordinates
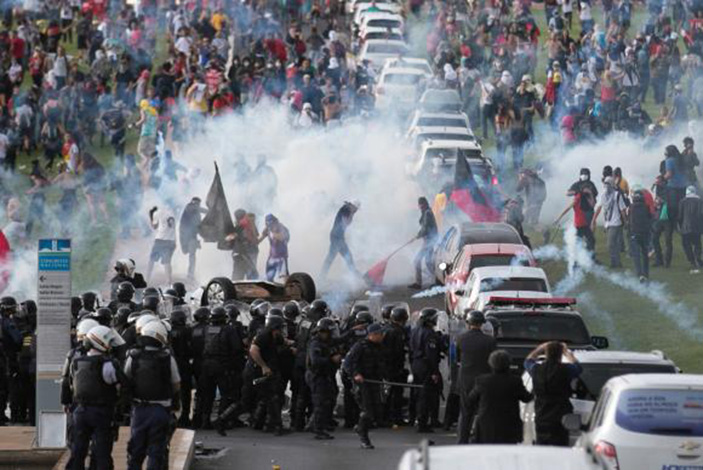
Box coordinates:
[362,25,403,32]
[361,11,403,20]
[421,139,479,150]
[381,67,426,76]
[471,266,547,279]
[458,222,524,244]
[414,111,469,119]
[363,38,408,46]
[421,88,461,99]
[401,445,604,470]
[462,243,533,256]
[385,57,431,65]
[606,373,703,391]
[573,350,676,366]
[413,126,472,134]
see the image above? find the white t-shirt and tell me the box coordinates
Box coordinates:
[580,1,592,20]
[175,36,192,56]
[0,133,9,160]
[560,0,573,13]
[154,211,177,241]
[601,190,627,227]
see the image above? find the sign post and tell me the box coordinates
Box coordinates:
[36,239,72,448]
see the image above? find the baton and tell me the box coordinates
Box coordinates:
[363,379,425,389]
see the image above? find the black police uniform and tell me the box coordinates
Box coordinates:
[292,315,316,430]
[339,325,367,428]
[0,312,21,424]
[195,323,243,428]
[69,353,120,470]
[170,322,193,427]
[125,347,178,470]
[410,325,441,431]
[306,335,338,436]
[189,319,207,428]
[280,317,298,424]
[249,327,283,430]
[345,338,384,446]
[383,322,408,425]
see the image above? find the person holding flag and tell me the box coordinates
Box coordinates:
[409,197,438,290]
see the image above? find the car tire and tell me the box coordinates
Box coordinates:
[285,272,316,303]
[202,277,237,306]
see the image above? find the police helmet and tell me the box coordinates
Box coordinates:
[251,301,271,318]
[170,309,187,326]
[193,307,210,322]
[250,299,265,309]
[381,304,394,321]
[136,314,159,334]
[163,288,179,300]
[224,304,240,321]
[266,315,286,331]
[316,318,336,333]
[22,300,37,329]
[283,301,301,320]
[350,304,369,316]
[268,307,284,318]
[0,296,18,314]
[210,306,227,323]
[171,282,187,298]
[76,318,100,340]
[309,299,330,318]
[127,311,142,325]
[117,282,135,300]
[80,292,98,311]
[115,307,132,327]
[71,297,82,316]
[143,287,159,298]
[86,325,122,352]
[92,308,113,327]
[390,307,409,323]
[356,311,374,325]
[141,320,169,346]
[465,309,485,326]
[142,295,160,313]
[419,308,438,326]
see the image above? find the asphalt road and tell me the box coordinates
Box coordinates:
[191,286,450,470]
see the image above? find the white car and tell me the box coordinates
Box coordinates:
[418,88,463,113]
[455,266,551,312]
[398,443,607,470]
[522,351,679,445]
[382,57,434,78]
[359,26,404,42]
[359,12,404,34]
[407,126,476,150]
[571,374,703,470]
[374,67,426,111]
[405,110,472,135]
[346,0,399,15]
[358,39,409,69]
[353,3,402,26]
[408,140,487,178]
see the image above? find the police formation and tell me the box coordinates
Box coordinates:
[52,279,463,462]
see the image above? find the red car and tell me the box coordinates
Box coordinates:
[441,243,537,314]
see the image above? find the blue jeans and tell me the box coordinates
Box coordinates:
[321,237,358,278]
[127,404,171,470]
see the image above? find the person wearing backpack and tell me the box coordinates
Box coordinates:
[662,144,688,266]
[678,186,703,273]
[593,176,628,268]
[628,189,654,282]
[517,169,547,225]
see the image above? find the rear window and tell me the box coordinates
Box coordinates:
[479,277,547,293]
[494,315,591,344]
[367,42,407,54]
[469,255,530,270]
[365,32,403,41]
[418,133,473,142]
[575,364,678,400]
[616,389,703,436]
[417,117,466,127]
[367,19,402,29]
[383,73,422,85]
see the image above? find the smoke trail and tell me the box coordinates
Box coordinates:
[411,285,446,298]
[576,292,624,349]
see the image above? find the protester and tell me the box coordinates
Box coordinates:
[147,206,176,285]
[320,200,361,280]
[678,185,703,273]
[628,189,655,282]
[593,176,628,268]
[259,214,290,282]
[409,197,438,290]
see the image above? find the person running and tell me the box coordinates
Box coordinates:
[320,201,361,279]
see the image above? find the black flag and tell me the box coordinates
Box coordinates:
[199,162,235,250]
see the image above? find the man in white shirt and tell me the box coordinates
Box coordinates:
[592,176,628,268]
[147,206,177,284]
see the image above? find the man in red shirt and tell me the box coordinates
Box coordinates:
[10,31,25,66]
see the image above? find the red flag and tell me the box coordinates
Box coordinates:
[363,257,391,287]
[449,152,501,222]
[0,230,11,293]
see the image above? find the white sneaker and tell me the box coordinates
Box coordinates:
[690,269,700,275]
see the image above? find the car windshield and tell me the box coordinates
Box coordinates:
[417,117,466,127]
[575,364,678,400]
[366,32,402,41]
[391,62,431,73]
[616,389,703,436]
[367,19,402,29]
[479,277,547,292]
[383,73,422,85]
[469,255,530,270]
[494,314,591,344]
[417,133,473,142]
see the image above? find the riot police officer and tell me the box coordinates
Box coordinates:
[247,300,269,343]
[340,310,374,429]
[0,296,21,425]
[170,309,193,428]
[79,292,99,315]
[124,321,180,470]
[344,323,385,449]
[14,300,36,424]
[293,299,330,431]
[107,282,138,314]
[383,307,409,426]
[190,307,209,429]
[224,304,247,404]
[194,307,243,430]
[306,318,341,440]
[410,308,442,433]
[68,325,124,470]
[171,283,187,306]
